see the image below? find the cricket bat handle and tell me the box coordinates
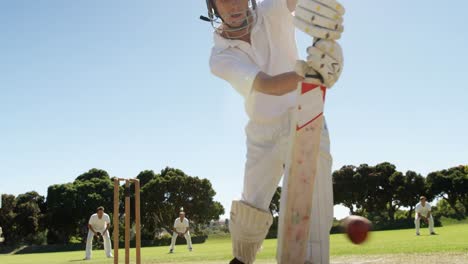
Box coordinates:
[303,38,324,85]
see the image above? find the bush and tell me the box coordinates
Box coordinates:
[29,230,48,245]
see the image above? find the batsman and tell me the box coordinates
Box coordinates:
[204,0,344,263]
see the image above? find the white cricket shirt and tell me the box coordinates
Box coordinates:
[173,217,190,233]
[415,202,432,218]
[88,213,111,231]
[210,0,298,122]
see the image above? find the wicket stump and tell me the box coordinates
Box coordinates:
[113,178,141,264]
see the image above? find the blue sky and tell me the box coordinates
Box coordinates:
[1,0,467,219]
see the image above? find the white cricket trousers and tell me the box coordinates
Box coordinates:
[85,229,112,259]
[415,216,434,233]
[170,232,193,250]
[241,111,333,264]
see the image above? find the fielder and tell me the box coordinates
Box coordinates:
[0,226,4,243]
[84,206,113,260]
[204,0,344,263]
[414,196,436,236]
[169,211,193,253]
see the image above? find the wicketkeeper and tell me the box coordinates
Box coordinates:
[203,0,344,263]
[415,196,436,236]
[84,206,113,260]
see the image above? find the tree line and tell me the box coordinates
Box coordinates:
[1,163,467,246]
[0,167,224,246]
[332,162,467,228]
[265,163,467,234]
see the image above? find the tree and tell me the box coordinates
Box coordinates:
[73,172,114,230]
[14,192,45,243]
[333,163,425,223]
[0,192,46,245]
[46,168,114,244]
[433,199,466,219]
[333,165,355,214]
[136,170,157,188]
[426,165,468,219]
[46,183,78,244]
[0,194,17,245]
[75,168,110,182]
[396,171,426,219]
[140,167,224,238]
[368,162,401,221]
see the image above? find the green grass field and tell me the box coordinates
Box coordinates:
[1,222,468,264]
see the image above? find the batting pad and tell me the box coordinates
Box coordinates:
[229,200,273,264]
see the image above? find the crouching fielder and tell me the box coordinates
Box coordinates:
[0,226,5,243]
[415,196,436,235]
[169,211,193,253]
[204,0,344,263]
[85,206,112,260]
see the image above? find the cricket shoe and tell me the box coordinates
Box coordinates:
[229,258,245,264]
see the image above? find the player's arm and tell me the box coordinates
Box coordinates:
[87,216,97,234]
[211,51,304,97]
[427,207,432,218]
[103,222,110,235]
[88,224,97,234]
[184,220,189,235]
[102,215,110,235]
[287,0,297,12]
[253,71,304,96]
[173,220,180,235]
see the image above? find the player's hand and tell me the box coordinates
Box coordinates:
[296,39,343,87]
[294,0,345,40]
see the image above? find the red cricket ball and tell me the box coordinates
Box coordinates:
[343,215,371,244]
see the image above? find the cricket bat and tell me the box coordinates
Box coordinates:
[277,75,326,263]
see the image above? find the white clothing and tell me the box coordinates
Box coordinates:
[415,202,434,234]
[243,110,333,263]
[85,213,112,259]
[229,201,273,264]
[210,0,298,122]
[209,0,334,263]
[169,232,193,251]
[415,202,432,218]
[170,217,192,250]
[88,213,111,230]
[173,217,190,233]
[85,228,112,259]
[415,216,434,234]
